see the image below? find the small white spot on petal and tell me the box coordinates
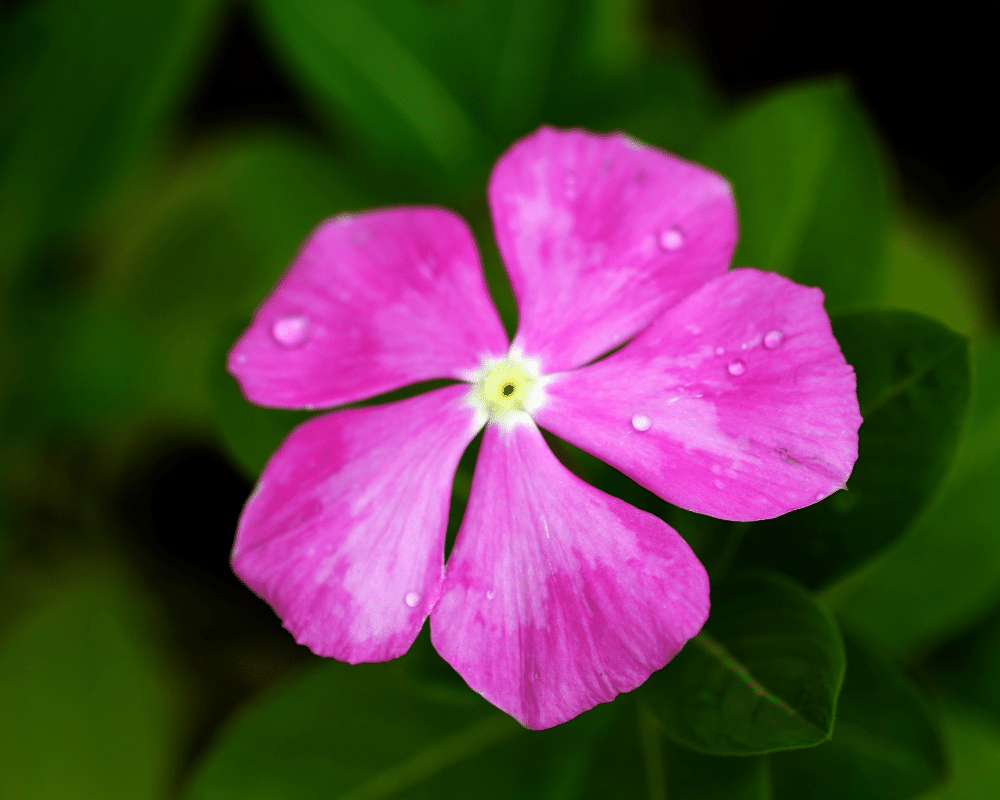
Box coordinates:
[658,226,685,251]
[764,329,786,350]
[404,591,421,608]
[714,346,725,356]
[727,359,746,377]
[272,314,310,348]
[815,491,826,502]
[631,413,652,432]
[486,590,495,600]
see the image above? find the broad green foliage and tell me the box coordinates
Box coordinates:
[252,0,718,187]
[0,578,178,800]
[642,571,845,755]
[698,79,890,310]
[834,339,1000,655]
[5,133,365,435]
[769,635,945,799]
[921,705,1000,800]
[0,0,222,285]
[185,652,624,800]
[1,0,993,797]
[883,214,992,336]
[736,310,971,588]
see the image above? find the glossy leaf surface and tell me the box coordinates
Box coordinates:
[770,634,946,799]
[835,339,1000,654]
[643,571,845,755]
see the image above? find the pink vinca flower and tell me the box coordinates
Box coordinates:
[228,127,861,730]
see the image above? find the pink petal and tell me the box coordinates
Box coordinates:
[232,385,482,662]
[488,126,737,372]
[229,208,509,409]
[535,269,862,522]
[431,422,709,729]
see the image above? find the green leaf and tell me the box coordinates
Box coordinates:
[921,705,1000,799]
[578,699,770,800]
[93,132,362,422]
[883,212,992,337]
[0,0,222,284]
[736,310,971,589]
[185,652,623,799]
[557,56,723,159]
[642,571,845,755]
[769,634,945,800]
[0,576,178,800]
[1,298,154,434]
[832,338,1000,655]
[698,78,890,310]
[253,0,493,181]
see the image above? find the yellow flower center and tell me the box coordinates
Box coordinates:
[478,361,537,414]
[466,350,547,429]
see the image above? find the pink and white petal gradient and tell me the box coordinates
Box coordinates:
[229,208,509,409]
[488,126,737,373]
[232,386,482,663]
[535,269,862,522]
[432,422,710,730]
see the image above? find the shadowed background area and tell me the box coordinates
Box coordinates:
[1,0,998,797]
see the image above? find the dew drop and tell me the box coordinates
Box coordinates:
[727,359,746,377]
[763,329,785,350]
[658,226,685,251]
[404,591,421,608]
[272,313,310,348]
[714,346,725,356]
[631,413,652,432]
[487,590,495,600]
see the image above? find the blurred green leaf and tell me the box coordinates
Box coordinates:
[578,698,770,800]
[95,132,362,422]
[0,576,178,800]
[769,634,945,800]
[185,654,627,799]
[833,339,1000,655]
[883,213,992,337]
[698,78,890,310]
[0,0,222,284]
[918,704,1000,800]
[642,571,845,755]
[547,55,722,159]
[736,311,970,589]
[253,0,493,182]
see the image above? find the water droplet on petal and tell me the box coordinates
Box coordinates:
[272,314,310,348]
[727,359,746,377]
[404,591,421,608]
[486,590,495,600]
[631,413,652,432]
[658,226,685,251]
[563,171,578,200]
[763,329,785,350]
[715,346,725,356]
